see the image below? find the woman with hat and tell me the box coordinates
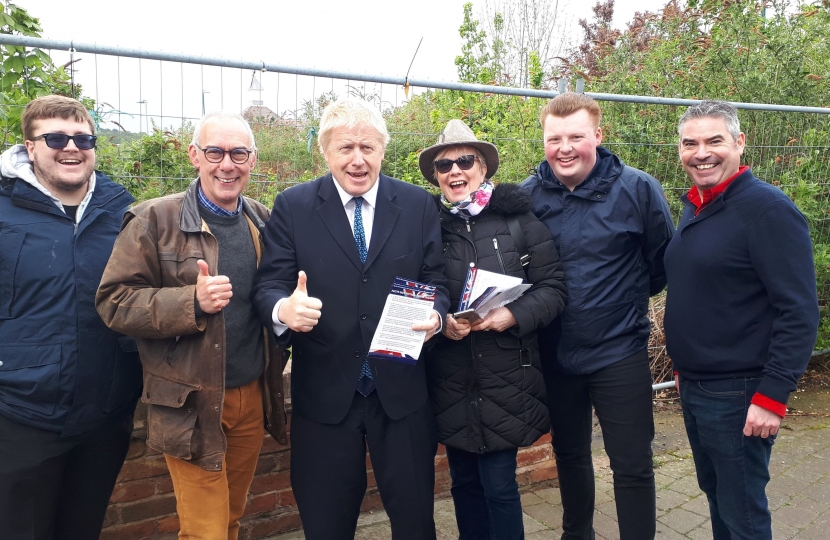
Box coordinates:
[420,120,567,539]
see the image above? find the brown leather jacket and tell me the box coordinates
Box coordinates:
[96,180,289,471]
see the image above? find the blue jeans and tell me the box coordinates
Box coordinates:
[446,446,524,540]
[680,376,775,540]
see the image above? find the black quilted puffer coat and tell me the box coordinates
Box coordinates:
[425,183,567,453]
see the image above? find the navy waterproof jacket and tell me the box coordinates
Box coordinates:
[520,147,674,374]
[0,169,142,436]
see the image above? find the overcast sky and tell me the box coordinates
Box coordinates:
[14,0,667,131]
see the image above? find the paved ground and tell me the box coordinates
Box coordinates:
[271,387,830,539]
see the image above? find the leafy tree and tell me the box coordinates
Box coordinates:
[0,1,81,146]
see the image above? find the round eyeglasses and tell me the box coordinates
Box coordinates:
[195,144,253,164]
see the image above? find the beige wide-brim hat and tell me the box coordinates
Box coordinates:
[418,119,500,186]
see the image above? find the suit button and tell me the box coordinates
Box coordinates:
[361,314,367,320]
[362,275,368,282]
[354,351,361,357]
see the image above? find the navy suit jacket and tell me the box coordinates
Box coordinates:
[253,173,449,424]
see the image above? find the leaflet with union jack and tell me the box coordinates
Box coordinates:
[368,277,437,365]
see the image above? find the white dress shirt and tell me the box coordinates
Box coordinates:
[271,175,441,335]
[271,176,379,334]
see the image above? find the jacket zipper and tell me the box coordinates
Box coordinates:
[492,238,507,274]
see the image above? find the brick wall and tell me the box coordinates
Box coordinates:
[101,398,558,539]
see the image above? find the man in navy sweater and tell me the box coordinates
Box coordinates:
[664,100,819,540]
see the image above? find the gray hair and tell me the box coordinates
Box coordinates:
[191,111,257,150]
[318,99,390,154]
[678,100,741,141]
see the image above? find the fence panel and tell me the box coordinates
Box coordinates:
[2,36,828,360]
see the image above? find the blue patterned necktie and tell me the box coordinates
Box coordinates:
[353,197,374,395]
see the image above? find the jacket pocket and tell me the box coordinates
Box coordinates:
[105,336,143,413]
[158,250,205,287]
[0,343,62,415]
[0,231,26,319]
[142,375,200,459]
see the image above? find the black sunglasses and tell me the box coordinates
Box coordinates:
[434,154,477,174]
[195,144,253,164]
[30,133,97,150]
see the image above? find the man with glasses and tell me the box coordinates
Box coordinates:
[0,95,142,539]
[96,111,289,539]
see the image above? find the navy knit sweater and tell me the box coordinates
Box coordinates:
[664,168,819,409]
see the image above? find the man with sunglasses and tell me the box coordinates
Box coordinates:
[521,93,674,540]
[96,111,288,539]
[0,95,142,539]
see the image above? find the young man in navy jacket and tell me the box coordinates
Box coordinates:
[665,100,819,540]
[0,95,141,539]
[522,93,674,540]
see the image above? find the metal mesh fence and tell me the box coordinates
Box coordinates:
[2,37,829,357]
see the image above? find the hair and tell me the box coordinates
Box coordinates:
[318,99,390,153]
[191,111,257,150]
[678,100,741,141]
[22,95,95,141]
[434,145,487,176]
[539,92,602,129]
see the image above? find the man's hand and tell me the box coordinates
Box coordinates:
[413,311,441,343]
[278,271,323,332]
[471,307,516,333]
[195,260,232,314]
[743,404,783,438]
[443,313,472,340]
[675,373,680,394]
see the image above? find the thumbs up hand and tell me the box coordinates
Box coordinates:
[195,259,233,314]
[278,271,323,332]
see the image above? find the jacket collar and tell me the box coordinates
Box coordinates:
[179,178,265,233]
[679,167,756,222]
[1,145,132,221]
[0,144,104,221]
[535,146,622,197]
[315,173,400,271]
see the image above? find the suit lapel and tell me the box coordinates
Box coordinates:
[364,175,400,270]
[316,175,365,271]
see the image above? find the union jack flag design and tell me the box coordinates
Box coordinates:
[458,266,478,311]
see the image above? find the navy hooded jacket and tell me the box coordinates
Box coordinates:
[0,167,142,436]
[520,147,674,374]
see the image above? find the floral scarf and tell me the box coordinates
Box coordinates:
[440,180,494,219]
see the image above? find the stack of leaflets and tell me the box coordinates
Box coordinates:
[455,266,531,323]
[368,277,437,365]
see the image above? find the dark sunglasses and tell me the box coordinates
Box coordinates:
[30,133,97,150]
[195,144,253,164]
[434,154,477,174]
